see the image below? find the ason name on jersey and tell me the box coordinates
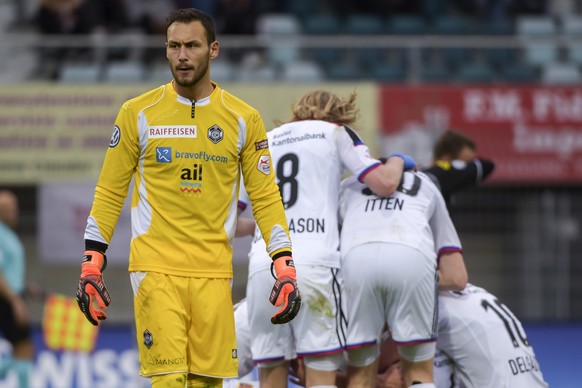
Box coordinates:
[434,284,548,388]
[240,120,383,274]
[85,82,291,278]
[339,171,462,262]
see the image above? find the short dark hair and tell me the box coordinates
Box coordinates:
[433,130,476,160]
[166,8,216,45]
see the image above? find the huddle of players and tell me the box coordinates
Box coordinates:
[234,91,548,388]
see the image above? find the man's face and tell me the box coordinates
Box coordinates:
[166,21,218,88]
[457,145,476,162]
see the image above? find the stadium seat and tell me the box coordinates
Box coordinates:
[473,20,514,35]
[103,61,145,83]
[281,60,325,83]
[308,47,343,69]
[560,16,582,36]
[236,65,277,83]
[456,63,495,83]
[371,63,407,83]
[541,63,582,84]
[516,16,558,67]
[210,59,235,83]
[486,48,518,70]
[431,15,470,35]
[523,43,559,66]
[420,65,451,83]
[567,43,582,65]
[516,16,557,36]
[302,14,341,35]
[58,63,101,83]
[327,62,365,81]
[355,47,384,64]
[443,48,472,70]
[145,63,172,85]
[386,15,426,35]
[256,14,302,65]
[344,14,384,35]
[498,63,540,83]
[285,0,318,20]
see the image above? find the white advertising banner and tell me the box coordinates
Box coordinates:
[38,183,132,264]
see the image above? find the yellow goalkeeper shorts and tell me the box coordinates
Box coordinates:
[132,271,238,378]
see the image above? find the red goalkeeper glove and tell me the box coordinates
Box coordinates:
[269,256,301,324]
[76,250,111,326]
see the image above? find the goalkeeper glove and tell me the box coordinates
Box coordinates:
[389,153,417,171]
[269,256,301,324]
[76,250,111,326]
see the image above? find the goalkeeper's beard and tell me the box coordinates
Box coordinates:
[171,58,210,88]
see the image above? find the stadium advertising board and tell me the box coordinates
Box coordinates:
[380,85,582,183]
[0,324,578,388]
[0,84,378,184]
[0,85,147,184]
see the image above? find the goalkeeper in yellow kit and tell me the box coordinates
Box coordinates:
[74,8,300,388]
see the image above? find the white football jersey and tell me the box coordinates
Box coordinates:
[242,120,382,275]
[339,171,462,261]
[434,284,549,388]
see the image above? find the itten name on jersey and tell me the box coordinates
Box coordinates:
[508,354,540,376]
[365,197,404,212]
[288,218,324,233]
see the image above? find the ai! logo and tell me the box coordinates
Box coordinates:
[257,155,270,175]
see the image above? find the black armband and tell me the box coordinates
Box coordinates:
[84,240,109,255]
[271,251,292,261]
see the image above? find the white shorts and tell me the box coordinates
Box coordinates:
[342,243,438,347]
[246,264,346,364]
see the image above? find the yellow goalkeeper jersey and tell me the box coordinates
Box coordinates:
[85,82,291,278]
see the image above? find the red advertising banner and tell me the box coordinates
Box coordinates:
[380,85,582,184]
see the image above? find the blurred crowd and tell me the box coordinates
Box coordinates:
[30,0,560,38]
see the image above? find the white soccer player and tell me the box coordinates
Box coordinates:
[433,283,549,388]
[239,90,412,388]
[339,167,467,388]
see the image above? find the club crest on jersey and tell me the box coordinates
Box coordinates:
[109,125,121,148]
[257,155,270,175]
[208,125,223,144]
[156,147,172,163]
[143,329,153,349]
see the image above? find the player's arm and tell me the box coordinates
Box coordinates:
[84,104,139,246]
[335,125,409,196]
[438,251,468,291]
[77,104,139,325]
[239,110,300,324]
[426,175,467,291]
[424,158,494,199]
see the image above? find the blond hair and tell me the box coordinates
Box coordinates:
[287,90,359,126]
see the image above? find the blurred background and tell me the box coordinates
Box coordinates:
[0,0,581,386]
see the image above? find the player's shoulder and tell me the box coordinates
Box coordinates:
[216,87,260,118]
[121,84,167,112]
[409,171,442,193]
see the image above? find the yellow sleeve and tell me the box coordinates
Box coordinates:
[86,103,139,244]
[240,110,292,258]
